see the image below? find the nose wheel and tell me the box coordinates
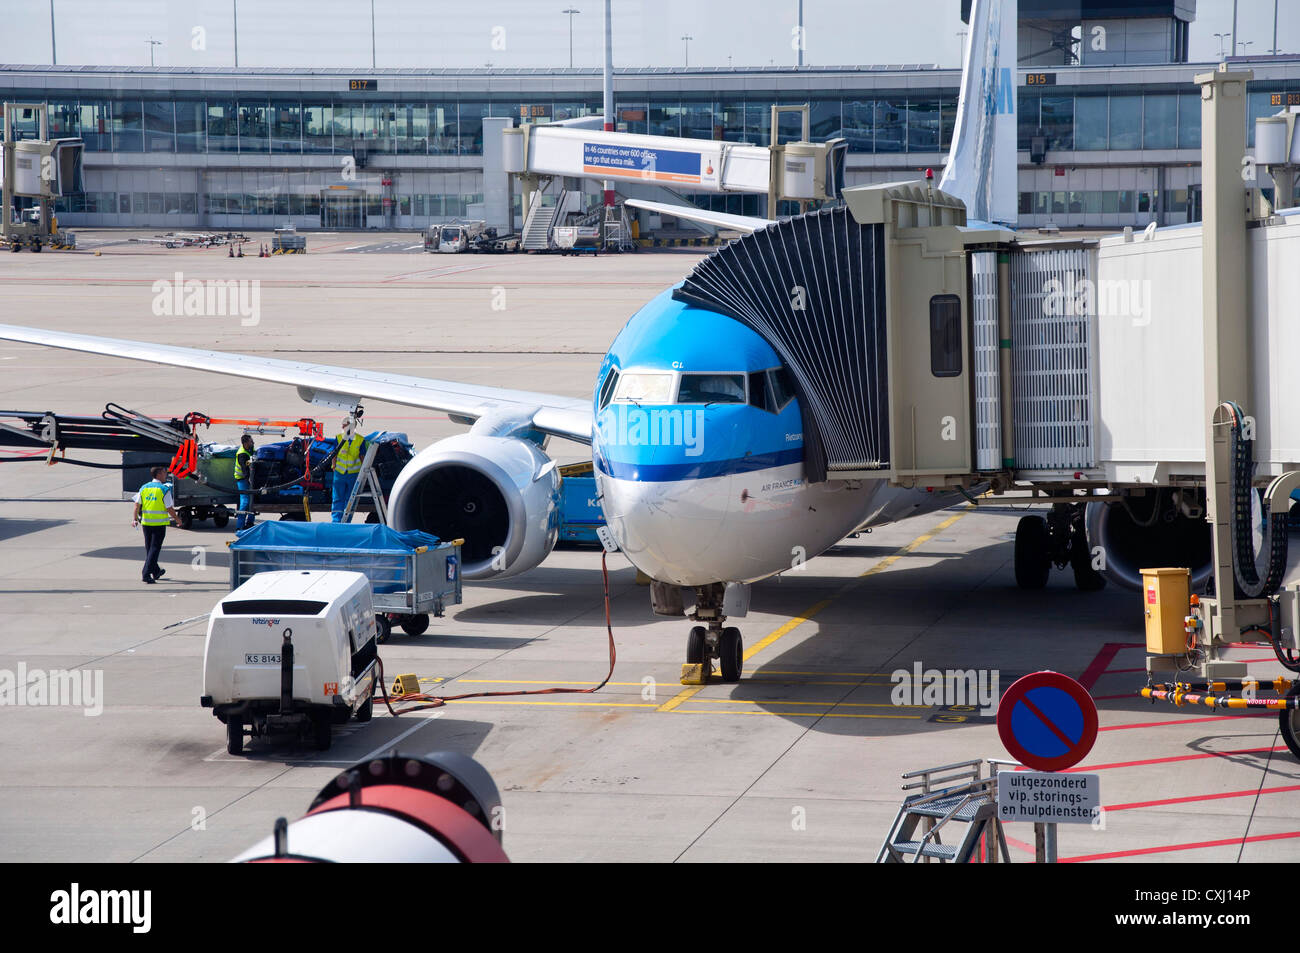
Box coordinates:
[682,622,743,684]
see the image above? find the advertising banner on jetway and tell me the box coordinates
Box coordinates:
[582,142,720,188]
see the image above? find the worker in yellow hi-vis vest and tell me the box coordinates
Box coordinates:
[131,465,179,583]
[332,415,366,522]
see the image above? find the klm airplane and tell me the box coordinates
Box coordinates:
[0,0,1020,682]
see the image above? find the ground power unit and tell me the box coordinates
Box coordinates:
[201,570,379,754]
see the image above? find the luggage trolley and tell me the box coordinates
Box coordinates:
[229,523,462,642]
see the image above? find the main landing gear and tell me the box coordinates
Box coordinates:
[1014,502,1105,591]
[683,583,743,684]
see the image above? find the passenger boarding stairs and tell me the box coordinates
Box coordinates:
[876,760,1009,863]
[521,188,586,251]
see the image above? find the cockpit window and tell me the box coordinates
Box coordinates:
[597,368,619,410]
[748,371,775,413]
[768,367,796,411]
[677,373,746,404]
[613,372,675,404]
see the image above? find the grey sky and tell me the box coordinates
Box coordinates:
[1,0,1296,70]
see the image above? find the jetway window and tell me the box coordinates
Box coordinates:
[929,296,962,379]
[678,374,745,405]
[614,373,674,405]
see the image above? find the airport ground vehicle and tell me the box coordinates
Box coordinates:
[201,569,379,753]
[228,522,462,642]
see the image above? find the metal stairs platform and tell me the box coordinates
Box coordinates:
[876,760,1009,864]
[521,198,560,251]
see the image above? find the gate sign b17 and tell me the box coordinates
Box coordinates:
[582,142,718,187]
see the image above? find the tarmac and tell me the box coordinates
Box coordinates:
[0,230,1296,862]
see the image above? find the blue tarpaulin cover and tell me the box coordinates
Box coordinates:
[231,521,440,553]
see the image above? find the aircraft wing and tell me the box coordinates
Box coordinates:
[0,324,594,444]
[624,199,774,235]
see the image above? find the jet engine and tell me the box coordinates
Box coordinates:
[387,433,561,580]
[1085,489,1213,591]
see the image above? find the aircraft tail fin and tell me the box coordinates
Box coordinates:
[939,0,1018,226]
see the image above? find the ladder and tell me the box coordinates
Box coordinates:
[602,204,637,252]
[876,759,1009,864]
[340,441,388,524]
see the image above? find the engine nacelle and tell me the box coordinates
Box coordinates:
[388,434,560,580]
[1086,490,1213,591]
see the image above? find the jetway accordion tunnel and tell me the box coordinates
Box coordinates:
[233,752,509,863]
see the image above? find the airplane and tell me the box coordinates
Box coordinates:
[2,0,1143,683]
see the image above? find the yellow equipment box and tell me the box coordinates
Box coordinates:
[1141,567,1190,655]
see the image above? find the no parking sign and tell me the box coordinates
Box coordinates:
[997,671,1098,772]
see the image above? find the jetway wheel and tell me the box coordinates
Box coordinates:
[1014,516,1051,590]
[226,719,244,756]
[400,614,430,636]
[1282,687,1300,761]
[719,627,743,683]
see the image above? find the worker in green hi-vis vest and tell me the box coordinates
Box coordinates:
[332,415,366,523]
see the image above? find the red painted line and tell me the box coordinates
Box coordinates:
[1017,693,1077,749]
[1104,783,1300,813]
[1100,712,1271,731]
[1062,829,1300,863]
[1063,745,1287,772]
[1105,667,1147,674]
[1079,642,1143,691]
[1001,832,1037,856]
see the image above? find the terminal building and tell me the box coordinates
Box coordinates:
[2,0,1297,233]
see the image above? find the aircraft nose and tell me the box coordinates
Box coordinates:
[596,471,729,587]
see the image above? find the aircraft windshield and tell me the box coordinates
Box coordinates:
[613,373,675,404]
[677,373,746,404]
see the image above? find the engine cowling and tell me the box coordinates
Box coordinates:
[1085,489,1213,591]
[387,434,561,580]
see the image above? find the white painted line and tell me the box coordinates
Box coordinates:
[357,711,444,762]
[344,244,365,250]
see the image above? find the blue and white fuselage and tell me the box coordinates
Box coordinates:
[592,288,941,587]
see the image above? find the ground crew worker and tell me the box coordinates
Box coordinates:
[131,465,179,584]
[234,434,256,531]
[332,415,366,522]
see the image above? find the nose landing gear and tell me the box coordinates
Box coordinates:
[681,585,743,685]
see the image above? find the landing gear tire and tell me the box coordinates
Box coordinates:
[1281,686,1300,761]
[719,627,743,683]
[375,614,392,644]
[400,614,430,636]
[685,626,706,665]
[226,718,244,755]
[1070,540,1106,591]
[1014,515,1051,590]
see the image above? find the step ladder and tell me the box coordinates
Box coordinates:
[340,441,388,524]
[602,204,637,252]
[876,759,1009,864]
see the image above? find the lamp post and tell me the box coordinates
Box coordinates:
[563,8,580,68]
[1214,32,1229,59]
[681,34,692,68]
[146,37,161,67]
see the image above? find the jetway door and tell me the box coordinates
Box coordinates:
[1008,247,1097,472]
[673,206,889,483]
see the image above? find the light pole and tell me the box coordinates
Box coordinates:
[1214,32,1230,59]
[146,37,161,67]
[796,0,803,67]
[957,30,967,67]
[1238,40,1254,57]
[563,8,580,68]
[1272,0,1280,54]
[681,34,692,68]
[49,0,56,65]
[371,0,377,69]
[233,0,239,67]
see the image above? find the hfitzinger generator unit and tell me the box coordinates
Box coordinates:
[201,570,379,754]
